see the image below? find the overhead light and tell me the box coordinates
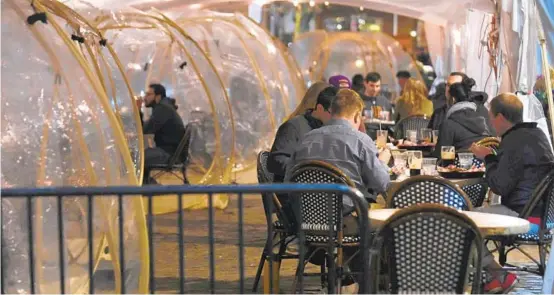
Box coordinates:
[336,24,342,30]
[324,1,329,6]
[360,6,364,11]
[355,59,364,68]
[309,0,315,7]
[293,0,299,7]
[189,3,202,9]
[369,24,380,31]
[410,30,417,37]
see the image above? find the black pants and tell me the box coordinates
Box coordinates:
[143,147,171,184]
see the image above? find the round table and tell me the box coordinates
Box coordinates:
[368,208,530,236]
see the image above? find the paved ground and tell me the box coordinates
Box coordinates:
[93,170,546,293]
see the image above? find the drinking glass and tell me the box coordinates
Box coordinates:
[458,152,474,170]
[376,130,388,148]
[392,149,408,168]
[379,111,390,121]
[406,130,417,143]
[441,146,456,166]
[420,128,432,144]
[422,157,438,176]
[372,105,382,120]
[432,130,439,144]
[407,150,423,176]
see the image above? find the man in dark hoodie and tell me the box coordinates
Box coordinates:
[138,83,186,184]
[433,82,491,157]
[470,93,554,293]
[268,85,337,182]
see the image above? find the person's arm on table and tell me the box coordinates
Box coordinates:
[471,143,522,197]
[360,137,391,195]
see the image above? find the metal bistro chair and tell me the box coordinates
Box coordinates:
[387,175,473,211]
[492,169,554,275]
[149,125,192,184]
[252,151,298,292]
[287,160,362,293]
[394,114,430,140]
[369,204,484,293]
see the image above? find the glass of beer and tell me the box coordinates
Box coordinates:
[420,128,432,144]
[376,130,388,148]
[372,105,382,120]
[432,130,439,144]
[407,150,423,176]
[441,146,456,167]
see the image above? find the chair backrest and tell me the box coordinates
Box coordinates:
[287,160,355,238]
[460,181,489,208]
[372,204,483,294]
[394,115,430,139]
[167,125,193,168]
[387,175,473,210]
[519,169,554,232]
[256,151,286,227]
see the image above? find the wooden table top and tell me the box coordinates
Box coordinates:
[368,208,530,236]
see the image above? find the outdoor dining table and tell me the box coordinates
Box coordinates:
[368,208,530,237]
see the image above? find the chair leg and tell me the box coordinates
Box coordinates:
[539,242,548,276]
[252,248,267,292]
[320,258,327,289]
[291,256,306,294]
[498,243,507,266]
[326,250,337,294]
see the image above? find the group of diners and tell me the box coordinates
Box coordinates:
[266,72,554,293]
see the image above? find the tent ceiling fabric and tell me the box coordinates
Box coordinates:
[67,0,496,26]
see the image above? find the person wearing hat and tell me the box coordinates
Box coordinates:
[328,75,352,89]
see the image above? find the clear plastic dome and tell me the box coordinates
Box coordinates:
[290,30,423,99]
[95,10,235,210]
[177,12,305,169]
[1,0,148,293]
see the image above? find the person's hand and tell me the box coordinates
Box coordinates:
[135,97,143,110]
[378,147,392,165]
[470,143,493,160]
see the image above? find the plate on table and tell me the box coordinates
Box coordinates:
[438,166,485,179]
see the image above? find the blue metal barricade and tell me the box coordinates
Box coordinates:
[1,183,370,294]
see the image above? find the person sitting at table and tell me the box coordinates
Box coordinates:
[286,88,391,203]
[433,82,491,158]
[351,73,365,95]
[268,82,337,183]
[137,83,186,184]
[328,74,351,89]
[471,93,554,293]
[394,78,433,122]
[285,88,391,293]
[396,70,411,95]
[362,72,393,113]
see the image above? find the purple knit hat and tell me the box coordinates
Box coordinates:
[328,75,351,89]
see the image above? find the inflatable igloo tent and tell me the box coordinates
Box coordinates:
[176,12,306,169]
[1,0,148,293]
[291,30,423,99]
[93,9,236,212]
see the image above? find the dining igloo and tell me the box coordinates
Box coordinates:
[176,11,306,169]
[1,0,149,293]
[93,9,235,212]
[290,30,423,99]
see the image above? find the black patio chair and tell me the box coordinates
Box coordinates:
[368,204,484,293]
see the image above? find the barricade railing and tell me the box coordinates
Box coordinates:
[1,183,370,294]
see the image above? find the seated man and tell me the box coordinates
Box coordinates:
[268,85,337,182]
[285,89,391,292]
[471,93,554,293]
[362,72,393,113]
[396,70,411,94]
[138,83,186,184]
[287,88,391,203]
[328,75,351,89]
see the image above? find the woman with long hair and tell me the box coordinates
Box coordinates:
[394,78,434,121]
